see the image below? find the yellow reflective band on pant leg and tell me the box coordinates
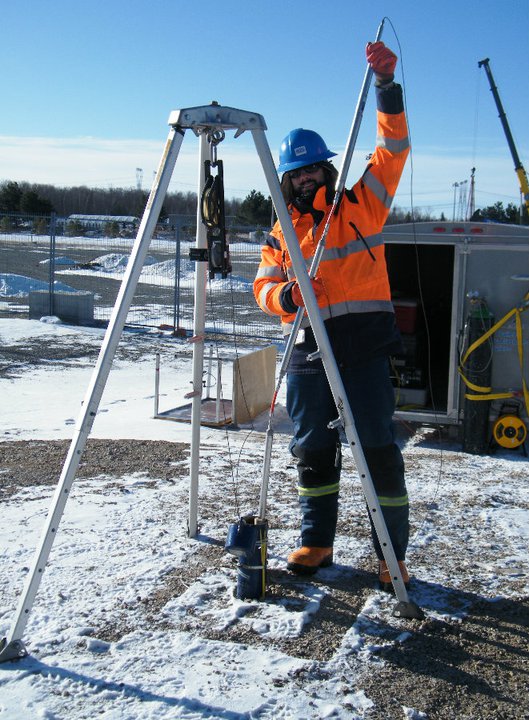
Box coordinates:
[377,494,409,507]
[297,482,340,498]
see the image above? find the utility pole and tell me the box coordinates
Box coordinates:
[458,180,468,221]
[452,182,460,221]
[452,180,468,221]
[467,168,476,220]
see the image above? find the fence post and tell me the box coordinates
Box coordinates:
[48,212,57,316]
[172,220,181,332]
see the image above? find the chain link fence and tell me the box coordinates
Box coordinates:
[0,213,282,342]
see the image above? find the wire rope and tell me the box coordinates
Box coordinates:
[199,132,263,519]
[383,16,446,551]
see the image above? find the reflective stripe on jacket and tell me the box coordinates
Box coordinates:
[253,84,409,337]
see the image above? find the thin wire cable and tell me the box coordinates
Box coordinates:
[384,17,446,549]
[205,284,242,517]
[223,272,262,501]
[205,259,264,518]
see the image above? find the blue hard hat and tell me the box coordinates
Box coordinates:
[278,128,337,174]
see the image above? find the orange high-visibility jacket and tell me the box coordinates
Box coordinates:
[254,84,409,342]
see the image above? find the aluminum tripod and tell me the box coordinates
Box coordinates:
[0,101,421,664]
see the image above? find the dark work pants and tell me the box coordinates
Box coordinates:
[286,356,409,559]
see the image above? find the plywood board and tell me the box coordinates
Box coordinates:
[232,345,276,425]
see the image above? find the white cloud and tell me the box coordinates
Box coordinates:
[0,135,163,188]
[0,135,523,212]
[0,134,266,199]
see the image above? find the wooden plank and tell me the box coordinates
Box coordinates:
[232,345,276,425]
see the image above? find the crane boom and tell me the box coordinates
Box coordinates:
[478,57,529,212]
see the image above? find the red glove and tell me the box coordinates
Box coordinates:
[366,41,397,83]
[291,277,326,307]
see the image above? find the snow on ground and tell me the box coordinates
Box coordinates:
[0,273,78,298]
[51,251,252,292]
[1,237,257,300]
[0,317,527,719]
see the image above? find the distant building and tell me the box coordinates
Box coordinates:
[67,214,139,232]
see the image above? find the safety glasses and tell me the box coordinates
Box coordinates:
[288,163,323,180]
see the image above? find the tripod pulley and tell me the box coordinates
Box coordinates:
[200,130,231,279]
[201,161,223,229]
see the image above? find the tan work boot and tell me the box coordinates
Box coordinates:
[287,546,333,575]
[378,560,410,592]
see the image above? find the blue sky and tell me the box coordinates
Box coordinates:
[2,0,528,217]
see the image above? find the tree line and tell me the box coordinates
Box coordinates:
[0,181,272,226]
[0,179,526,227]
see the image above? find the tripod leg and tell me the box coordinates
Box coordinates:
[188,132,209,538]
[0,126,186,662]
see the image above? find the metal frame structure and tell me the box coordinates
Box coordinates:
[1,99,421,663]
[382,221,529,428]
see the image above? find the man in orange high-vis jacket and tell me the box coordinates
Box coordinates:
[253,42,410,590]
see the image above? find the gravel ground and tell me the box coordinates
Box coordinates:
[2,436,528,720]
[1,329,528,719]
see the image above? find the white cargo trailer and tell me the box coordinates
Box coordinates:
[382,221,529,450]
